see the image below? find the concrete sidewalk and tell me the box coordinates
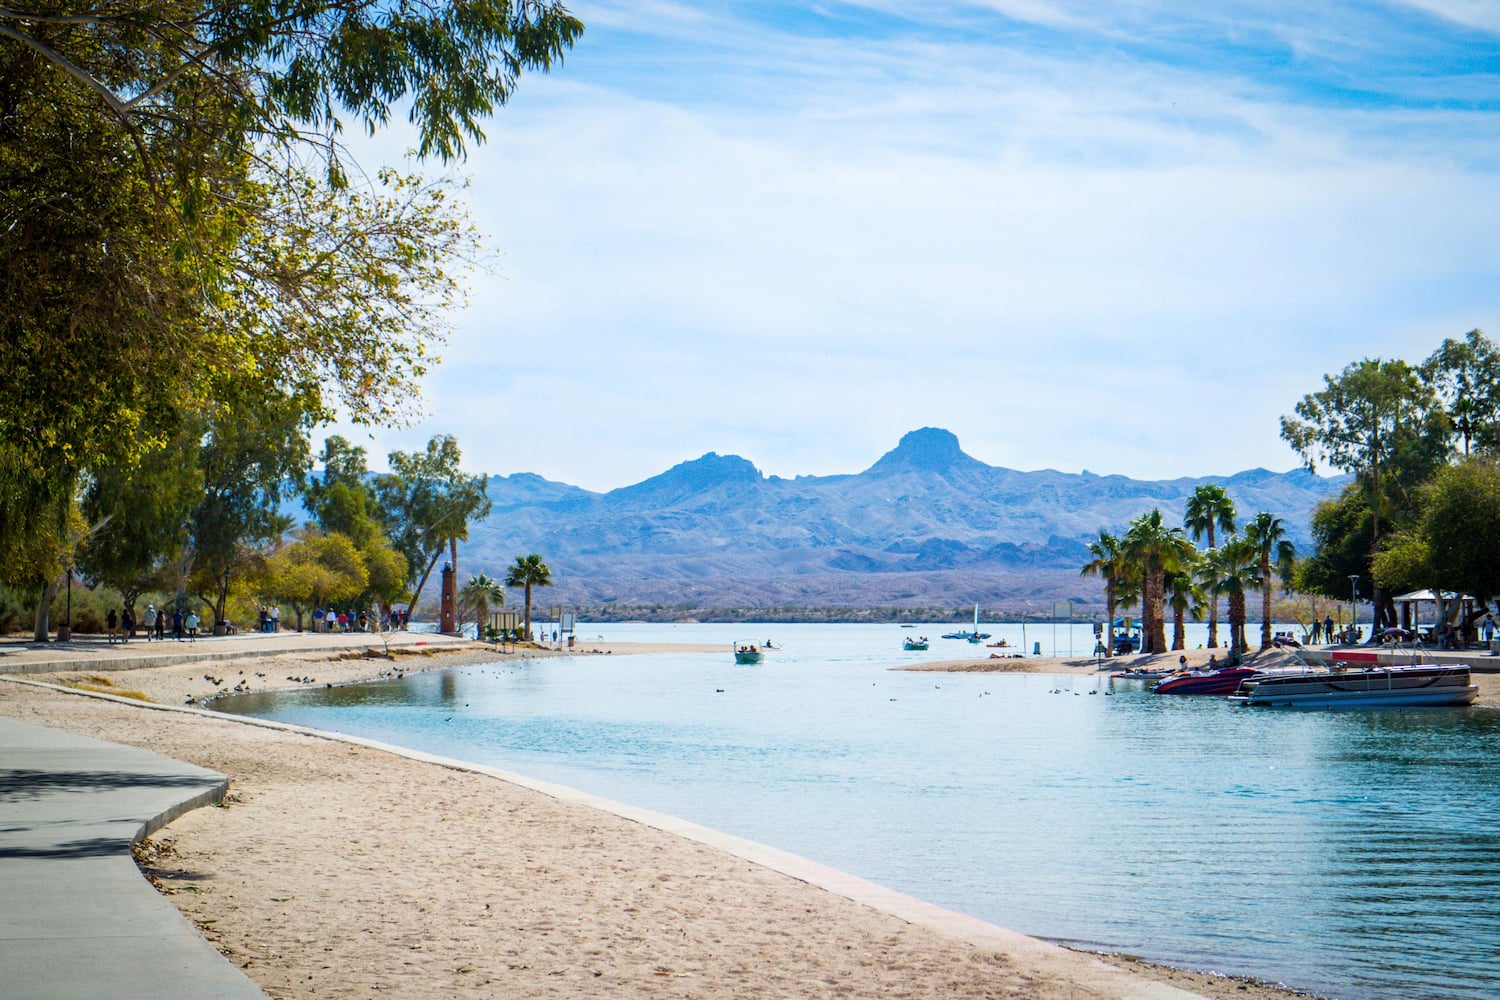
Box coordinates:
[0,716,267,1000]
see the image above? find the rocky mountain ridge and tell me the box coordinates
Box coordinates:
[457,428,1347,610]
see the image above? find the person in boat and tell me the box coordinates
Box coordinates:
[1207,653,1218,670]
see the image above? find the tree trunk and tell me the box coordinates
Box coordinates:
[1230,592,1247,652]
[523,583,533,638]
[1260,562,1273,650]
[1206,530,1219,648]
[1104,583,1116,657]
[1172,605,1186,650]
[1145,569,1166,654]
[405,549,443,628]
[33,575,62,642]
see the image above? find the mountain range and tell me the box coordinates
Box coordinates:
[455,428,1348,612]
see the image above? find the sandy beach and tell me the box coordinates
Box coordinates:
[0,637,1334,999]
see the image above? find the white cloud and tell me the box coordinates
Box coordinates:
[322,4,1500,492]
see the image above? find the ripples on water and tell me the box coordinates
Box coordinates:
[219,625,1500,1000]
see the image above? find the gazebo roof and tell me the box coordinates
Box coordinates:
[1392,589,1475,603]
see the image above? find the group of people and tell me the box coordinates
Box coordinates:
[255,606,282,633]
[108,604,199,642]
[310,607,406,633]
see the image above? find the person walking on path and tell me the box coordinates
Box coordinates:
[143,604,157,642]
[155,607,165,640]
[106,608,118,644]
[1484,615,1495,647]
[270,605,280,632]
[120,606,134,643]
[172,608,184,641]
[1323,615,1335,643]
[185,610,200,642]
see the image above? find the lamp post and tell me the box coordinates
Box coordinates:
[60,566,73,642]
[1349,574,1360,643]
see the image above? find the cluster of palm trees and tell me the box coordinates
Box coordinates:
[459,553,554,638]
[1082,485,1295,656]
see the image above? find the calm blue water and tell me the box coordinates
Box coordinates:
[219,623,1500,1000]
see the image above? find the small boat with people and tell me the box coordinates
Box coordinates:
[903,636,930,651]
[733,642,768,664]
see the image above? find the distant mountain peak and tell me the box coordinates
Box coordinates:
[609,451,762,502]
[673,452,761,484]
[867,427,987,475]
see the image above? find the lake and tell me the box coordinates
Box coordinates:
[217,623,1500,1000]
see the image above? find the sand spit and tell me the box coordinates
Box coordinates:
[1,641,1321,1000]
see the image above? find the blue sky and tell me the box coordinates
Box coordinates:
[332,0,1500,490]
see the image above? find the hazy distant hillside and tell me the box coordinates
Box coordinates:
[455,428,1347,611]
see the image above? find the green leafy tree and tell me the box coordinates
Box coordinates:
[1123,509,1197,655]
[1372,457,1500,611]
[187,389,313,627]
[260,530,369,632]
[1183,484,1237,648]
[1244,513,1296,649]
[374,435,491,624]
[0,0,578,590]
[1421,329,1500,457]
[1281,358,1447,634]
[505,553,553,639]
[0,1,584,177]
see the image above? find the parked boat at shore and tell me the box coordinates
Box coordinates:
[1153,666,1259,696]
[1229,663,1477,708]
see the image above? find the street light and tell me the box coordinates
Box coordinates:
[1349,574,1360,642]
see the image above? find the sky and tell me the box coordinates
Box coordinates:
[328,0,1500,491]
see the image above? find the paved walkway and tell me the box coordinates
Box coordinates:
[0,715,267,999]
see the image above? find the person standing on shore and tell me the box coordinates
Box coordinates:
[271,605,280,632]
[106,608,118,643]
[185,610,200,642]
[155,607,165,640]
[121,606,133,643]
[172,608,184,641]
[1323,615,1335,643]
[143,604,157,642]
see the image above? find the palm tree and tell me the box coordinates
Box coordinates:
[504,553,553,639]
[1183,484,1237,648]
[1123,508,1197,655]
[1164,562,1206,651]
[1245,512,1296,650]
[1205,538,1258,654]
[1081,531,1127,656]
[459,573,505,634]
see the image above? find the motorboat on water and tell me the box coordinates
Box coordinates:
[1153,666,1259,696]
[733,642,766,664]
[903,636,930,651]
[1229,662,1477,708]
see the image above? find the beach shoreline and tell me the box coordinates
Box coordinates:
[1,636,1329,999]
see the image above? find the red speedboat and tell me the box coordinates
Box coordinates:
[1152,667,1258,696]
